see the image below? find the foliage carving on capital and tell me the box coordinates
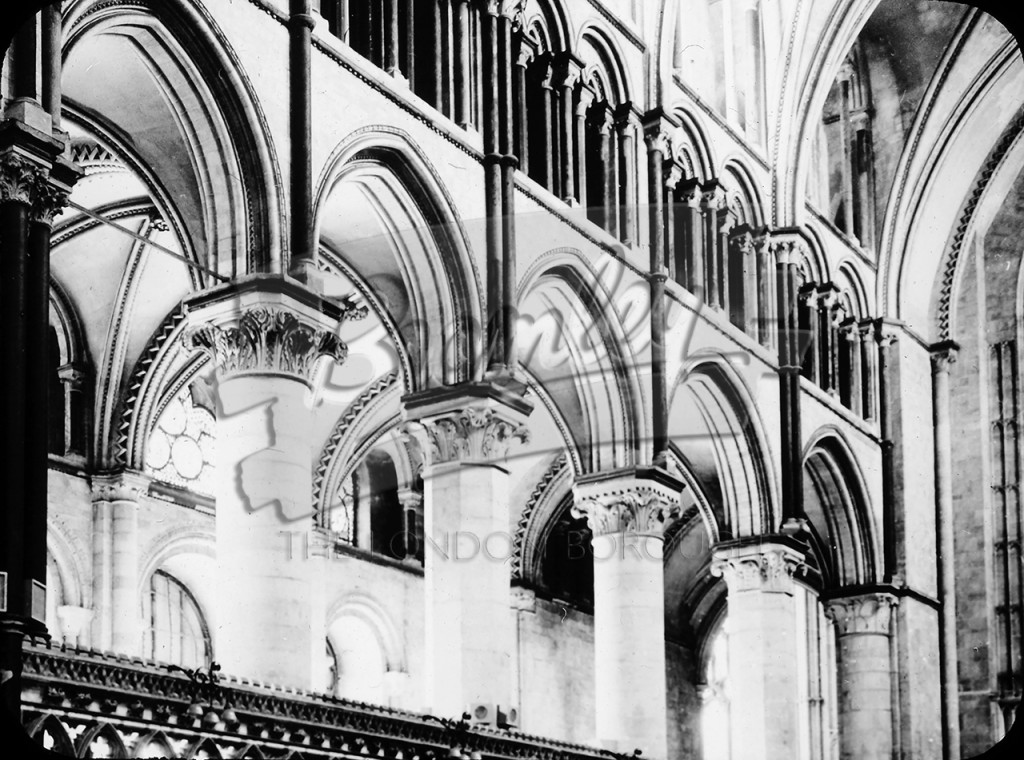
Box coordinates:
[32,181,71,226]
[711,545,806,594]
[0,153,45,205]
[769,236,809,266]
[414,406,530,464]
[571,488,681,537]
[824,593,898,635]
[186,307,347,383]
[91,472,149,503]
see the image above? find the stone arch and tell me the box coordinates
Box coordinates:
[577,21,632,105]
[326,592,406,673]
[668,354,776,537]
[46,520,87,609]
[801,428,879,587]
[63,0,283,274]
[25,713,76,756]
[524,0,573,54]
[76,721,129,758]
[517,250,645,473]
[669,107,716,181]
[315,127,482,391]
[721,159,765,228]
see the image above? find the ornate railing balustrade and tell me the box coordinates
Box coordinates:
[20,641,617,760]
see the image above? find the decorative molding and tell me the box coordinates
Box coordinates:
[187,306,356,384]
[511,453,569,580]
[937,109,1024,340]
[22,642,617,760]
[824,592,898,635]
[115,304,189,468]
[711,543,807,594]
[313,371,401,515]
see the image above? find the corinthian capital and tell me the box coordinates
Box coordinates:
[824,592,898,635]
[571,468,683,537]
[413,405,529,464]
[0,152,45,205]
[187,306,346,384]
[711,541,807,594]
[32,181,71,226]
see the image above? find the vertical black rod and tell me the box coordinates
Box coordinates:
[11,13,38,101]
[289,1,315,274]
[0,183,32,718]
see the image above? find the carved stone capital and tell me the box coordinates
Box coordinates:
[700,180,728,211]
[411,405,530,464]
[930,340,960,375]
[91,471,149,503]
[187,306,347,385]
[571,468,683,537]
[824,592,898,635]
[0,152,45,205]
[870,319,901,349]
[31,181,70,226]
[768,228,811,266]
[711,542,807,594]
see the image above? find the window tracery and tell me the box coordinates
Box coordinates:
[145,382,216,497]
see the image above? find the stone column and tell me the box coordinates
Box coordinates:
[513,37,533,169]
[728,224,758,336]
[91,471,149,656]
[554,53,582,204]
[772,230,810,528]
[754,230,776,351]
[840,320,863,416]
[857,320,878,422]
[57,363,88,455]
[573,84,595,209]
[824,592,899,760]
[931,341,961,759]
[711,540,808,760]
[614,104,641,245]
[701,181,727,309]
[186,278,359,689]
[596,105,616,235]
[452,0,473,129]
[817,284,843,396]
[572,467,683,758]
[403,383,531,717]
[679,179,704,298]
[398,489,424,563]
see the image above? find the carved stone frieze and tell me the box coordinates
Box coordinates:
[711,543,807,594]
[187,306,348,384]
[824,592,898,636]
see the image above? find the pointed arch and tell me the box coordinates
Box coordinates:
[802,428,879,587]
[26,713,76,756]
[669,354,777,537]
[315,127,483,391]
[76,721,129,758]
[63,0,284,274]
[517,250,646,473]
